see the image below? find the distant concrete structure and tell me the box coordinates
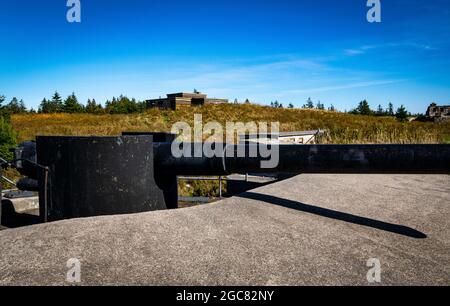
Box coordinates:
[146,92,228,110]
[239,130,325,145]
[426,103,450,122]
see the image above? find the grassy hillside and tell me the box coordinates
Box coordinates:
[12,104,450,144]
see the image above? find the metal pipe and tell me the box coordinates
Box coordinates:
[1,176,16,187]
[16,178,38,191]
[155,144,450,175]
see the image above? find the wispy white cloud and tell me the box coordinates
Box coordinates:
[344,49,366,56]
[344,45,377,56]
[344,42,438,57]
[279,79,408,95]
[387,42,438,51]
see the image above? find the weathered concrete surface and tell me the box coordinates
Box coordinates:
[0,174,449,286]
[8,196,39,213]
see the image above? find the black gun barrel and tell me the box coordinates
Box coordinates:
[155,143,450,175]
[8,136,450,221]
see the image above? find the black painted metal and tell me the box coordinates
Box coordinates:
[223,144,450,175]
[122,132,176,143]
[155,143,450,175]
[10,141,38,179]
[16,177,39,192]
[122,132,178,210]
[36,136,169,222]
[9,132,450,222]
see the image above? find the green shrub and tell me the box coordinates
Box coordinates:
[0,116,18,161]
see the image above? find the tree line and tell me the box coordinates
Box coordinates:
[270,98,336,112]
[301,97,336,112]
[270,101,295,109]
[0,92,422,122]
[348,100,412,122]
[270,97,418,122]
[299,97,415,122]
[0,92,148,115]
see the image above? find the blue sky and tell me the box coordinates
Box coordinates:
[1,0,449,113]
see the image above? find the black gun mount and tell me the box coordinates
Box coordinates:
[9,132,450,222]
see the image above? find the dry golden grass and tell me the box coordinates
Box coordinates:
[12,104,450,144]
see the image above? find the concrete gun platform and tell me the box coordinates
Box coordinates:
[0,174,449,285]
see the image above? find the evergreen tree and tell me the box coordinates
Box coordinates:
[105,95,141,114]
[63,92,84,113]
[137,100,146,112]
[3,97,26,114]
[85,98,98,113]
[105,97,117,114]
[0,93,18,160]
[19,99,27,113]
[316,101,325,110]
[354,100,372,115]
[376,104,385,116]
[39,98,50,113]
[387,103,394,116]
[288,103,294,109]
[395,105,409,122]
[328,104,336,112]
[93,99,104,113]
[6,97,20,113]
[303,97,314,109]
[0,115,17,160]
[128,97,140,113]
[49,91,63,113]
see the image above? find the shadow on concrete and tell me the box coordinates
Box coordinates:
[1,200,41,229]
[239,192,427,239]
